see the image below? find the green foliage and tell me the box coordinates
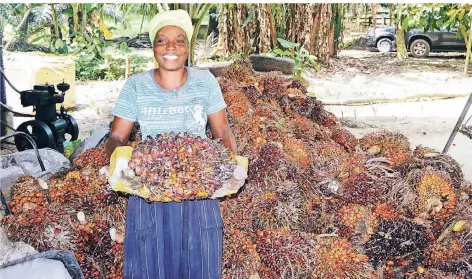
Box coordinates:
[264,38,319,79]
[102,54,151,81]
[395,4,471,38]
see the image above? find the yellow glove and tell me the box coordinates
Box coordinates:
[108,146,151,199]
[211,155,249,198]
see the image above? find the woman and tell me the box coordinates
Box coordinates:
[104,10,242,279]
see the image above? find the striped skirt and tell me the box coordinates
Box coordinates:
[123,196,223,279]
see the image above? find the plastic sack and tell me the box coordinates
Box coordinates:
[0,148,71,191]
[0,227,83,279]
[0,251,83,279]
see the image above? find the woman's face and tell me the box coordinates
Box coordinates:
[153,25,188,71]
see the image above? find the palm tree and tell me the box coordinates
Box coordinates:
[216,4,344,64]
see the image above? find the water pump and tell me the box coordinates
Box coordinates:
[14,82,79,154]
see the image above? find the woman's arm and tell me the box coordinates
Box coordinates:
[104,116,135,159]
[208,109,237,155]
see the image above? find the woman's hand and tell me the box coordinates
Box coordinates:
[104,116,135,159]
[208,109,237,155]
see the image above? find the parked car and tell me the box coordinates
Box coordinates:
[365,27,467,58]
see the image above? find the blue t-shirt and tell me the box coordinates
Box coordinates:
[112,67,227,139]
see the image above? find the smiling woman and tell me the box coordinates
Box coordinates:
[104,9,241,279]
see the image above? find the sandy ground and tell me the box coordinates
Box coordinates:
[304,50,471,104]
[70,49,472,181]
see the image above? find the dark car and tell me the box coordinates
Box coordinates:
[365,27,467,58]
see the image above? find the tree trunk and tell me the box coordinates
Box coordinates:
[125,56,131,79]
[371,3,378,38]
[267,4,278,49]
[72,4,79,33]
[462,21,472,75]
[464,23,472,75]
[256,4,272,53]
[396,23,408,59]
[314,4,333,64]
[218,3,342,64]
[189,3,212,65]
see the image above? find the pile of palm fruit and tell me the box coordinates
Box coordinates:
[1,60,471,278]
[124,132,237,202]
[216,61,471,279]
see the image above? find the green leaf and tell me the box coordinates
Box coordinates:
[242,9,255,28]
[85,4,93,13]
[82,53,95,62]
[119,42,131,54]
[14,4,25,13]
[63,8,73,17]
[264,52,277,58]
[55,39,64,49]
[277,38,299,49]
[31,34,51,43]
[401,15,410,31]
[273,48,285,56]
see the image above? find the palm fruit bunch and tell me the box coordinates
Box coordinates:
[282,137,310,168]
[331,126,359,151]
[312,237,375,279]
[311,140,349,180]
[241,84,263,106]
[301,193,341,234]
[2,145,128,279]
[460,124,472,139]
[126,132,237,202]
[73,146,109,169]
[220,60,256,87]
[407,169,456,221]
[359,131,411,168]
[247,143,284,188]
[222,229,260,279]
[407,146,464,189]
[223,89,253,120]
[7,175,48,214]
[2,206,75,252]
[256,71,290,101]
[364,219,433,270]
[337,153,395,205]
[337,203,379,242]
[290,112,332,141]
[49,168,110,211]
[73,221,115,279]
[255,229,313,278]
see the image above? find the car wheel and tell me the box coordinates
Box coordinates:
[410,39,430,58]
[376,38,393,53]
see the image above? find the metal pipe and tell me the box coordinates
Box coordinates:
[0,132,46,171]
[443,92,472,154]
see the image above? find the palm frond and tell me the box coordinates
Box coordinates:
[194,31,218,64]
[29,4,52,28]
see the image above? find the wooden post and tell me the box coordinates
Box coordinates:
[125,56,131,79]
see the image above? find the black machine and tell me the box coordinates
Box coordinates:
[14,82,79,153]
[0,27,78,154]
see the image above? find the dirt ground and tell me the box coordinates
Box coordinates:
[304,49,471,105]
[71,49,472,181]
